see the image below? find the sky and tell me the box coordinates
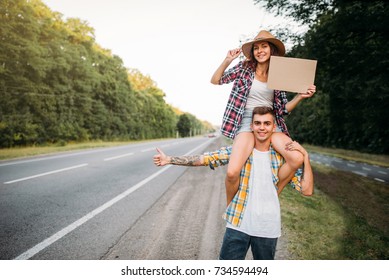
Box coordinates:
[41,0,298,126]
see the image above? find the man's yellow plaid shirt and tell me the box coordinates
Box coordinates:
[203,145,302,227]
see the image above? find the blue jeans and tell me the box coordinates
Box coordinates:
[219,228,278,260]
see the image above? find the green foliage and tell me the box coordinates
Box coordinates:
[175,112,206,137]
[0,0,209,147]
[254,0,334,26]
[177,114,191,137]
[255,0,389,153]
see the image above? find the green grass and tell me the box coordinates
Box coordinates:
[280,163,389,259]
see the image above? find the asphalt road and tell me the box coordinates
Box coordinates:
[0,137,216,260]
[1,137,386,260]
[309,153,389,183]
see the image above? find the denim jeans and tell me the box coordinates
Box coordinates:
[219,228,278,260]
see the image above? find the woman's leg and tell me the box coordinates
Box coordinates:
[271,132,304,194]
[225,132,254,205]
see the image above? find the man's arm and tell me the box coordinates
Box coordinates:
[279,141,314,196]
[153,148,205,167]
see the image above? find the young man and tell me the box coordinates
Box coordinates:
[153,106,313,260]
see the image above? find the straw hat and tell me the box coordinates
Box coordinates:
[241,30,285,58]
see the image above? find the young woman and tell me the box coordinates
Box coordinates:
[211,30,316,205]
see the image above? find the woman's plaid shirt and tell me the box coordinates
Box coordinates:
[203,146,302,227]
[219,61,290,139]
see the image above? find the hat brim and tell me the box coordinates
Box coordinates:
[242,38,285,58]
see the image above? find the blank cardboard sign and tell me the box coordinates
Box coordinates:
[267,56,317,93]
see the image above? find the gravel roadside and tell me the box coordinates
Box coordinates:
[103,137,290,260]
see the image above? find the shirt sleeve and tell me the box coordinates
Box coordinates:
[203,146,232,170]
[289,167,303,192]
[274,90,289,116]
[219,61,243,85]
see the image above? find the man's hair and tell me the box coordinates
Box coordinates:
[252,106,275,121]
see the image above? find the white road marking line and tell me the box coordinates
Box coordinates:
[362,167,371,171]
[347,163,355,167]
[0,153,89,167]
[378,171,387,175]
[3,164,88,184]
[13,165,171,260]
[0,146,129,167]
[141,148,155,153]
[352,171,367,177]
[103,152,134,161]
[13,138,215,260]
[374,178,385,183]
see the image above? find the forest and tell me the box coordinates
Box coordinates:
[254,0,389,153]
[0,0,212,148]
[1,0,388,154]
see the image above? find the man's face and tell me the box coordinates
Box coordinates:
[250,113,276,142]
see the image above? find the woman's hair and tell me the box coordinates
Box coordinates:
[243,41,280,72]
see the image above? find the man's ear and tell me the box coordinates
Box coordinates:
[272,123,276,132]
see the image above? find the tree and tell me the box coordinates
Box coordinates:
[254,0,389,153]
[176,114,191,137]
[0,0,209,147]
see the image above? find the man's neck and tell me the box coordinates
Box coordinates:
[254,139,271,152]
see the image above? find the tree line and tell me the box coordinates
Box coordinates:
[0,0,213,148]
[255,0,389,154]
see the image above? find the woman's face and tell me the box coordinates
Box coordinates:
[252,41,271,63]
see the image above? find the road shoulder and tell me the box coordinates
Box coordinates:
[103,137,290,260]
